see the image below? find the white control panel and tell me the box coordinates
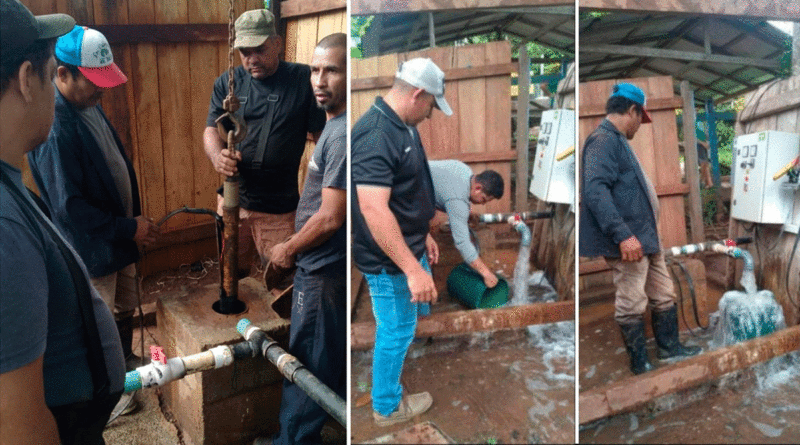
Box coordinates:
[529,109,575,204]
[731,131,799,224]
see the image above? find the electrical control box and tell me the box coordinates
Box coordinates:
[731,131,799,224]
[529,109,575,204]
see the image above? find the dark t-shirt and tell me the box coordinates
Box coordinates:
[351,97,436,275]
[207,63,326,213]
[0,161,124,407]
[295,112,347,271]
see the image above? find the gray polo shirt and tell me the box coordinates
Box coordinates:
[429,160,479,263]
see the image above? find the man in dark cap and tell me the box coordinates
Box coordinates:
[204,9,326,276]
[1,1,125,443]
[580,82,700,376]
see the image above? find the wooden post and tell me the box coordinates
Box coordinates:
[680,80,704,243]
[515,44,531,211]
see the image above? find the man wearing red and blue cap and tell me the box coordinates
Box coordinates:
[28,24,160,417]
[580,82,700,376]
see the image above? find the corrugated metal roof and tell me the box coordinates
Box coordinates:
[359,7,575,58]
[579,11,791,104]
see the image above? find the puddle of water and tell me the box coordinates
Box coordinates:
[712,270,786,348]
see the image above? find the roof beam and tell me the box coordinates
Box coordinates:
[352,0,572,16]
[582,43,780,69]
[579,0,800,21]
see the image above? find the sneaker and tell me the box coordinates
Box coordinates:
[373,391,433,427]
[111,392,140,417]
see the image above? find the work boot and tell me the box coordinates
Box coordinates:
[652,306,702,359]
[373,391,433,427]
[618,319,654,375]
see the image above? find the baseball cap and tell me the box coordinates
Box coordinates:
[396,58,453,116]
[234,9,276,49]
[0,0,75,63]
[610,82,652,123]
[55,25,127,88]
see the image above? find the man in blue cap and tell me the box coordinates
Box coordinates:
[580,82,700,375]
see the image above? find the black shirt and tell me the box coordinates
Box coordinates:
[207,63,326,213]
[351,97,436,275]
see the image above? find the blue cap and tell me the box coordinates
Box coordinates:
[609,83,651,123]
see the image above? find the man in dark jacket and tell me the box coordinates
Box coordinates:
[28,25,159,414]
[580,83,700,375]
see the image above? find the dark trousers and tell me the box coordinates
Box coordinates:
[49,391,121,445]
[274,259,346,445]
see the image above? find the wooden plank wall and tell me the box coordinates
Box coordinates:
[578,76,687,294]
[21,0,345,276]
[729,74,800,326]
[351,41,513,214]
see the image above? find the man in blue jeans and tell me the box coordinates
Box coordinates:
[352,57,452,426]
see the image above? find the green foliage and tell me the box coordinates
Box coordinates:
[350,16,375,60]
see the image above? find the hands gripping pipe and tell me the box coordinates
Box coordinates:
[122,319,346,427]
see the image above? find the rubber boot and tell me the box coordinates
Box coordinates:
[652,306,702,359]
[618,319,654,375]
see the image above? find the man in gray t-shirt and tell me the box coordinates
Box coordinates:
[429,159,504,288]
[267,33,347,445]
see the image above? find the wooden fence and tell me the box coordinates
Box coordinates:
[351,41,513,214]
[21,0,345,276]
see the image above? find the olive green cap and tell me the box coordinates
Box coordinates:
[234,9,276,49]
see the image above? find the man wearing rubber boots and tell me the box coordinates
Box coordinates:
[352,58,452,426]
[579,83,701,375]
[262,33,347,445]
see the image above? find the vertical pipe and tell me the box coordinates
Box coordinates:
[705,99,721,187]
[516,43,531,212]
[680,80,704,244]
[428,12,435,48]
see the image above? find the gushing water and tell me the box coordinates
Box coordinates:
[712,269,785,348]
[511,243,532,305]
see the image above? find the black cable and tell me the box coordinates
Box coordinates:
[666,257,708,337]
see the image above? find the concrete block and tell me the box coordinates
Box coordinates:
[156,277,290,445]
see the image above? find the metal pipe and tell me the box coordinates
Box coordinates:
[580,323,800,425]
[351,301,574,350]
[215,176,247,314]
[238,319,346,427]
[477,210,555,224]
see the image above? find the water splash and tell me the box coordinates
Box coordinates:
[712,288,785,348]
[740,268,757,296]
[511,243,532,305]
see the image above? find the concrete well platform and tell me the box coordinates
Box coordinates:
[156,277,290,445]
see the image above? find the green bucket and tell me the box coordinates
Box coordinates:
[446,263,509,309]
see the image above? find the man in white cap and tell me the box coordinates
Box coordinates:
[204,9,325,276]
[28,24,159,416]
[351,57,452,426]
[1,1,126,443]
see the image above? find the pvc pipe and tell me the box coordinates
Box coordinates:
[712,244,754,272]
[123,345,234,393]
[664,238,752,258]
[509,216,531,247]
[477,210,554,224]
[237,319,346,427]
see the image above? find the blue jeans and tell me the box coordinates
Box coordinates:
[363,256,431,416]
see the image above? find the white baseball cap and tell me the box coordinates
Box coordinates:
[56,25,127,88]
[396,57,452,116]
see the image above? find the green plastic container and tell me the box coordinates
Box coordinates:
[446,263,509,309]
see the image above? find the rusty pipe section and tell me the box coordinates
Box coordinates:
[238,319,346,427]
[579,323,800,425]
[351,301,574,351]
[215,176,246,314]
